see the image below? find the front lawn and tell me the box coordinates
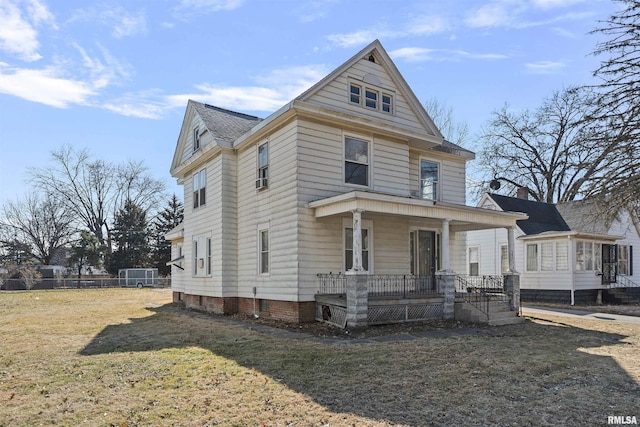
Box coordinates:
[0,289,638,426]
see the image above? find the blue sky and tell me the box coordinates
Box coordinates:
[0,0,617,206]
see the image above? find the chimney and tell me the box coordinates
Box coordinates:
[517,186,529,200]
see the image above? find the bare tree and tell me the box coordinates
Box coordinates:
[0,193,76,265]
[589,0,640,216]
[475,86,636,203]
[29,146,166,254]
[423,97,469,147]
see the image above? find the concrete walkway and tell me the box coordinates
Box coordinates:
[522,306,640,325]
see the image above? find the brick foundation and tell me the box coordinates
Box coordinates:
[175,292,315,323]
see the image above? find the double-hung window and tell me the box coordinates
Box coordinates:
[257,142,269,188]
[382,93,393,113]
[193,128,200,151]
[526,244,538,272]
[420,160,439,200]
[468,247,479,276]
[259,230,269,274]
[365,89,378,109]
[193,169,206,209]
[619,245,632,275]
[206,237,212,275]
[344,137,369,186]
[349,84,361,104]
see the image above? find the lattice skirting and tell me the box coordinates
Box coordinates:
[315,303,348,329]
[368,303,444,325]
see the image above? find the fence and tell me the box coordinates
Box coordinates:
[0,277,171,291]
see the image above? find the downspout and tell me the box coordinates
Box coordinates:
[569,236,575,306]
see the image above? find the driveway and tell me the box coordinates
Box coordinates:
[522,306,640,325]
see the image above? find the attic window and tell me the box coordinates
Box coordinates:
[193,128,201,151]
[368,54,375,63]
[348,80,393,114]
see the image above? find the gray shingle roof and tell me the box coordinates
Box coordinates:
[191,101,262,144]
[556,199,611,235]
[488,194,570,235]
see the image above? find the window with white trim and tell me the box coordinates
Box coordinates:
[619,245,632,275]
[193,240,198,275]
[193,127,200,151]
[345,227,370,271]
[468,246,479,276]
[382,93,393,113]
[193,168,206,209]
[526,244,538,272]
[576,241,601,271]
[541,242,554,271]
[420,160,439,200]
[259,229,269,274]
[257,142,269,188]
[556,241,568,271]
[348,82,393,114]
[344,137,369,186]
[500,245,509,273]
[206,237,212,275]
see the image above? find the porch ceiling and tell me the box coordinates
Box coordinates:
[308,191,528,231]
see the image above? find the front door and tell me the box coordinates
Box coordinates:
[411,230,437,290]
[602,244,617,285]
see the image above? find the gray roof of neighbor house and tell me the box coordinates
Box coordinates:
[191,101,262,144]
[556,199,610,235]
[488,193,571,235]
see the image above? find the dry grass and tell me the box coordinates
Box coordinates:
[0,289,638,426]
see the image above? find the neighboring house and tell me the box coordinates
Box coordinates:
[167,40,526,325]
[467,193,639,304]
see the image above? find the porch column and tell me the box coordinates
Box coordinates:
[440,219,451,272]
[350,209,364,272]
[507,226,516,273]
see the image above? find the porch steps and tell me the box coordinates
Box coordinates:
[603,288,638,304]
[455,298,522,326]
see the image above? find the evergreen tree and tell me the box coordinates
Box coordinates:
[150,195,184,276]
[108,200,150,274]
[68,230,106,279]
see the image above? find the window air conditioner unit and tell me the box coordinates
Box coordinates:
[255,177,268,190]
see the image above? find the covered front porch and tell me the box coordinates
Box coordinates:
[308,191,527,328]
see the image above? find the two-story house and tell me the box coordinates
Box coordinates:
[167,40,526,326]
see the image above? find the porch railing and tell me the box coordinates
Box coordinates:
[455,275,506,319]
[610,275,640,288]
[316,273,441,297]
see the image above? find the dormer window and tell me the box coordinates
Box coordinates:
[382,94,392,113]
[348,81,393,114]
[350,84,361,104]
[193,128,201,151]
[365,89,377,109]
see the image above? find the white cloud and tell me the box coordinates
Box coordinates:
[0,63,95,107]
[73,43,133,89]
[531,0,586,10]
[327,14,450,48]
[103,91,169,119]
[0,0,56,61]
[296,0,338,23]
[68,5,147,39]
[166,65,327,113]
[177,0,244,13]
[327,30,384,48]
[390,47,507,62]
[465,3,513,28]
[525,60,567,74]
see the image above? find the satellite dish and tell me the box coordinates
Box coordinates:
[489,179,501,190]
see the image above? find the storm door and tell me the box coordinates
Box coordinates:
[410,230,437,290]
[602,244,617,285]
